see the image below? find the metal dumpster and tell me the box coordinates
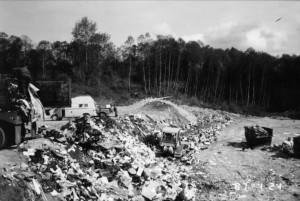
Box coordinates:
[293,136,300,157]
[244,126,273,148]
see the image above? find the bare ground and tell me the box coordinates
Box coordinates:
[195,117,300,201]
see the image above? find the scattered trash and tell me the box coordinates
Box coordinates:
[1,103,234,200]
[260,135,300,158]
[282,137,294,155]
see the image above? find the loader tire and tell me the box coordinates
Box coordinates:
[0,127,7,149]
[51,115,58,121]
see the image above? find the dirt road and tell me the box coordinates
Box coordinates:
[195,117,300,201]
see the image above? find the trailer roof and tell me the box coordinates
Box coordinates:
[71,95,95,104]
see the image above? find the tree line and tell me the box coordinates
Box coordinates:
[0,17,299,113]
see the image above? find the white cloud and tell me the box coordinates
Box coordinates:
[243,27,288,55]
[182,21,292,55]
[206,21,238,37]
[202,21,256,50]
[182,34,204,43]
[246,29,268,50]
[153,23,172,35]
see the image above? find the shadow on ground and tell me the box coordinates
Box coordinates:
[227,141,247,149]
[270,151,300,160]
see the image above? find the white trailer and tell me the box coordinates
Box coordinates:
[51,95,97,120]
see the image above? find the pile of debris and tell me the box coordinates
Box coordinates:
[262,136,300,157]
[5,67,44,122]
[1,109,234,201]
[1,117,192,200]
[245,125,269,137]
[182,114,233,150]
[197,113,232,126]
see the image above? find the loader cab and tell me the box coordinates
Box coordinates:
[160,127,181,148]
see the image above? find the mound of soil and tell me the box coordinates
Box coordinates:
[119,98,198,126]
[141,100,189,125]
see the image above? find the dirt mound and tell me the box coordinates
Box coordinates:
[118,98,198,126]
[142,100,170,111]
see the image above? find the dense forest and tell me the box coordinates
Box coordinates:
[0,17,299,114]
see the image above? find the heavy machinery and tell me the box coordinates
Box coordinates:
[0,111,24,149]
[0,70,71,149]
[0,72,40,149]
[160,127,190,157]
[96,104,116,118]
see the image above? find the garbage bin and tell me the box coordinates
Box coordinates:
[244,126,273,148]
[293,136,300,157]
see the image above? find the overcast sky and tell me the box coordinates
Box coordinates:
[1,1,299,56]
